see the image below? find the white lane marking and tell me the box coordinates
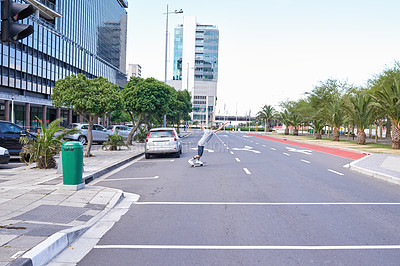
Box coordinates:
[328,169,344,176]
[191,148,214,153]
[301,159,311,164]
[271,148,276,150]
[243,168,251,175]
[94,245,400,250]
[134,202,400,206]
[226,147,230,150]
[256,142,259,144]
[230,151,234,155]
[283,152,290,156]
[286,147,312,155]
[100,176,159,181]
[262,145,266,147]
[235,158,241,162]
[232,147,261,154]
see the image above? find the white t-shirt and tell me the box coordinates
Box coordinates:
[197,129,215,146]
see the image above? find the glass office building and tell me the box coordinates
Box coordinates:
[0,0,128,129]
[171,16,219,123]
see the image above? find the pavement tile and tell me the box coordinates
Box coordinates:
[0,246,24,265]
[0,234,17,246]
[7,235,45,249]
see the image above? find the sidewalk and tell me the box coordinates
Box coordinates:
[0,144,144,266]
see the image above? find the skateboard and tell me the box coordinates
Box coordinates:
[188,158,204,167]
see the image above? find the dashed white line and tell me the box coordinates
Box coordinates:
[271,148,276,151]
[235,158,241,162]
[328,169,344,176]
[301,159,311,164]
[243,168,251,175]
[262,145,266,147]
[230,151,234,155]
[283,152,290,156]
[101,176,159,181]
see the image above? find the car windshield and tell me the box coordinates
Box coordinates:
[106,126,113,130]
[149,130,174,138]
[66,124,78,129]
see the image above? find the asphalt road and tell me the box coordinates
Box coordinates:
[78,130,400,266]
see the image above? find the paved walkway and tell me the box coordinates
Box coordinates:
[0,144,144,266]
[1,131,399,265]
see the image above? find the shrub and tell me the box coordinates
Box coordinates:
[102,131,129,150]
[20,117,78,169]
[134,127,148,143]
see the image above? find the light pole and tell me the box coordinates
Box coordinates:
[163,5,183,127]
[11,94,15,124]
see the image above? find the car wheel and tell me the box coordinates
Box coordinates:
[180,147,182,154]
[78,136,87,145]
[175,151,180,158]
[145,153,150,159]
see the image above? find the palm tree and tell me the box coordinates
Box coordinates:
[256,105,275,132]
[20,117,78,169]
[371,80,400,149]
[277,110,292,135]
[310,120,325,139]
[322,99,345,141]
[290,112,302,136]
[343,92,378,145]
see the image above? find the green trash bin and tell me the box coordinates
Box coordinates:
[62,141,83,185]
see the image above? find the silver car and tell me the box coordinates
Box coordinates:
[106,125,131,140]
[64,123,109,144]
[145,128,182,159]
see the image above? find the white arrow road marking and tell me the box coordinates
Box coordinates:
[328,169,344,176]
[286,147,312,155]
[245,146,253,149]
[101,176,159,181]
[232,147,261,154]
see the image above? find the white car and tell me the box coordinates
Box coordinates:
[0,146,10,164]
[64,123,110,144]
[145,128,182,159]
[106,125,131,140]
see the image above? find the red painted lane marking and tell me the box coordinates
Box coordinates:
[248,134,367,160]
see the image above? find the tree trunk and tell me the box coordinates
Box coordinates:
[316,132,322,139]
[126,112,142,145]
[266,119,270,132]
[293,128,298,136]
[284,127,289,135]
[392,124,400,149]
[84,117,95,157]
[386,119,392,138]
[357,130,366,145]
[264,121,267,132]
[375,124,378,143]
[332,127,340,141]
[327,126,330,138]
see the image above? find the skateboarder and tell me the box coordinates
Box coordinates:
[189,122,228,165]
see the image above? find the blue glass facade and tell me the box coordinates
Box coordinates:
[0,0,127,129]
[173,24,219,81]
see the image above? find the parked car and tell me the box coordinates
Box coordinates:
[0,121,37,156]
[0,146,10,164]
[106,125,131,140]
[145,128,182,159]
[64,123,109,144]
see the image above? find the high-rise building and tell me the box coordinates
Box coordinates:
[127,64,142,78]
[168,16,219,124]
[0,0,128,129]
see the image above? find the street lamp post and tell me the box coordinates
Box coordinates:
[11,94,15,124]
[163,5,183,127]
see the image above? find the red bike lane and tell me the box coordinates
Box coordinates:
[248,134,368,160]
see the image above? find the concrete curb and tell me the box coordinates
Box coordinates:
[347,156,400,186]
[10,190,125,266]
[83,151,144,184]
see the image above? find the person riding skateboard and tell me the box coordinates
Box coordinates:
[189,122,229,165]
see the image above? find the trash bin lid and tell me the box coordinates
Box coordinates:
[62,141,83,149]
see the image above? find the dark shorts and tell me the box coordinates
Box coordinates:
[198,145,204,157]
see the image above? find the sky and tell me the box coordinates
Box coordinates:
[125,0,400,116]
